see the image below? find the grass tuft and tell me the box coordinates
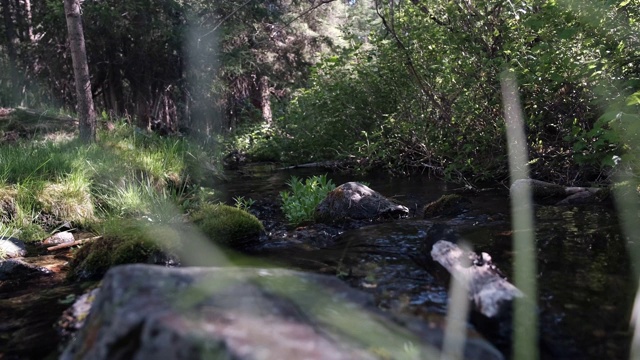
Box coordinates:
[0,119,220,244]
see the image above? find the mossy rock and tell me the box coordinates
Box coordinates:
[191,203,264,248]
[422,194,471,218]
[69,220,180,280]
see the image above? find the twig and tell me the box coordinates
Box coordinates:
[47,236,102,251]
[265,0,338,37]
[198,0,255,43]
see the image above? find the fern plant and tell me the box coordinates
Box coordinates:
[280,174,336,226]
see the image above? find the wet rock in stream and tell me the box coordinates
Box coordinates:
[315,182,410,223]
[0,258,52,281]
[0,237,26,258]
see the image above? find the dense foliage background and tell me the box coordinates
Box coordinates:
[1,0,639,184]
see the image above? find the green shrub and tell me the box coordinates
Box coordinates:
[226,123,282,162]
[191,203,263,247]
[280,174,336,226]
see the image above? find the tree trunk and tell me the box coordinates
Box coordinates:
[19,0,33,42]
[2,0,20,105]
[259,75,272,125]
[63,0,96,142]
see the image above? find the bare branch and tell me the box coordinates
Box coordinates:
[374,0,449,120]
[276,0,339,33]
[408,0,449,27]
[199,0,254,42]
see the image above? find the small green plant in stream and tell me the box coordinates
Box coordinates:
[280,174,336,226]
[233,196,255,212]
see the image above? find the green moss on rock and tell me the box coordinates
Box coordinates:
[191,203,264,247]
[69,219,179,280]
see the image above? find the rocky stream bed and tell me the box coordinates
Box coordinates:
[0,167,634,359]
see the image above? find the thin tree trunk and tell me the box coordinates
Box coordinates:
[20,0,33,41]
[259,75,272,125]
[2,0,20,105]
[63,0,96,142]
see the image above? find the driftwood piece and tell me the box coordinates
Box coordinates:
[431,240,523,318]
[510,178,608,205]
[12,108,78,123]
[278,161,334,170]
[47,236,101,251]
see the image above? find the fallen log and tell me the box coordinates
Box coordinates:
[47,236,101,251]
[278,161,335,170]
[12,107,78,124]
[510,178,609,206]
[430,240,522,318]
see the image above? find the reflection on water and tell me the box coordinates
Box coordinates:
[535,206,631,360]
[464,205,631,359]
[214,166,460,213]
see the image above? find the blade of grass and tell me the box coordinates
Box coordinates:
[501,70,538,360]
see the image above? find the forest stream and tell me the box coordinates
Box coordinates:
[0,166,633,359]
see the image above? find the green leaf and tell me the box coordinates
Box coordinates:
[550,72,564,82]
[626,91,640,106]
[558,27,578,40]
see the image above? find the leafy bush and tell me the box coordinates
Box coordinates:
[274,50,402,166]
[226,123,283,162]
[191,203,264,247]
[280,174,336,226]
[260,1,640,183]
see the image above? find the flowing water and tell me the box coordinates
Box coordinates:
[218,166,633,359]
[0,166,632,359]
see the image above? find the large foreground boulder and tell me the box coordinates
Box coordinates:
[62,264,503,360]
[315,182,409,223]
